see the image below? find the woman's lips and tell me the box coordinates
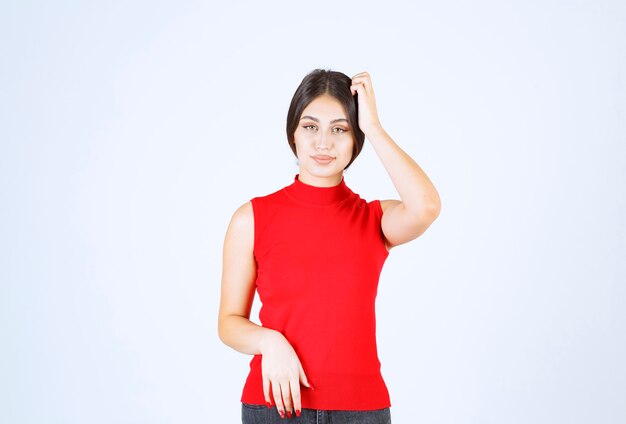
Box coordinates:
[312,155,334,164]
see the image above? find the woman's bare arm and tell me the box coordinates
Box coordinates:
[217,200,312,416]
[350,71,441,250]
[217,201,280,354]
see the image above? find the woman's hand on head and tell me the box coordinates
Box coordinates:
[259,331,313,418]
[350,71,383,135]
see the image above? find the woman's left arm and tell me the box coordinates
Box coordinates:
[351,71,441,250]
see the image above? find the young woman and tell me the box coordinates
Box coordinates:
[218,69,441,423]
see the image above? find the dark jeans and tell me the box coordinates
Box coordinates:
[242,403,392,424]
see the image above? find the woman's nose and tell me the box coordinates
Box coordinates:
[315,132,331,150]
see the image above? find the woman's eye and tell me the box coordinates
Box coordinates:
[302,125,347,133]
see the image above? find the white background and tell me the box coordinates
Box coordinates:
[1,0,625,423]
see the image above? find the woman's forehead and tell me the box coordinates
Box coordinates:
[302,95,347,118]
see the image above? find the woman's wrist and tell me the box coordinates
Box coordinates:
[258,328,283,354]
[362,122,385,139]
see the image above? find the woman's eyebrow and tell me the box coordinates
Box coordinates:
[300,115,348,124]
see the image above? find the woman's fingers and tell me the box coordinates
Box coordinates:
[281,379,294,418]
[271,379,286,418]
[289,377,302,417]
[350,81,363,96]
[262,374,271,407]
[349,70,381,133]
[299,361,312,389]
[351,71,374,97]
[259,332,309,418]
[352,71,369,80]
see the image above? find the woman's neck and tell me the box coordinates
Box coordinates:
[296,170,344,187]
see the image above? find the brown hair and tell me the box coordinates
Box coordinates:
[286,68,365,170]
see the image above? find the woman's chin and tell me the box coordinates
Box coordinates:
[302,166,343,178]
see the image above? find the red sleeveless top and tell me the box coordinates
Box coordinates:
[240,174,391,410]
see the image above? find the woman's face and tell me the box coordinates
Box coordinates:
[293,94,354,183]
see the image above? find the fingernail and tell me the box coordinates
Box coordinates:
[267,402,271,409]
[286,410,292,418]
[278,410,285,419]
[309,384,315,391]
[296,409,301,417]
